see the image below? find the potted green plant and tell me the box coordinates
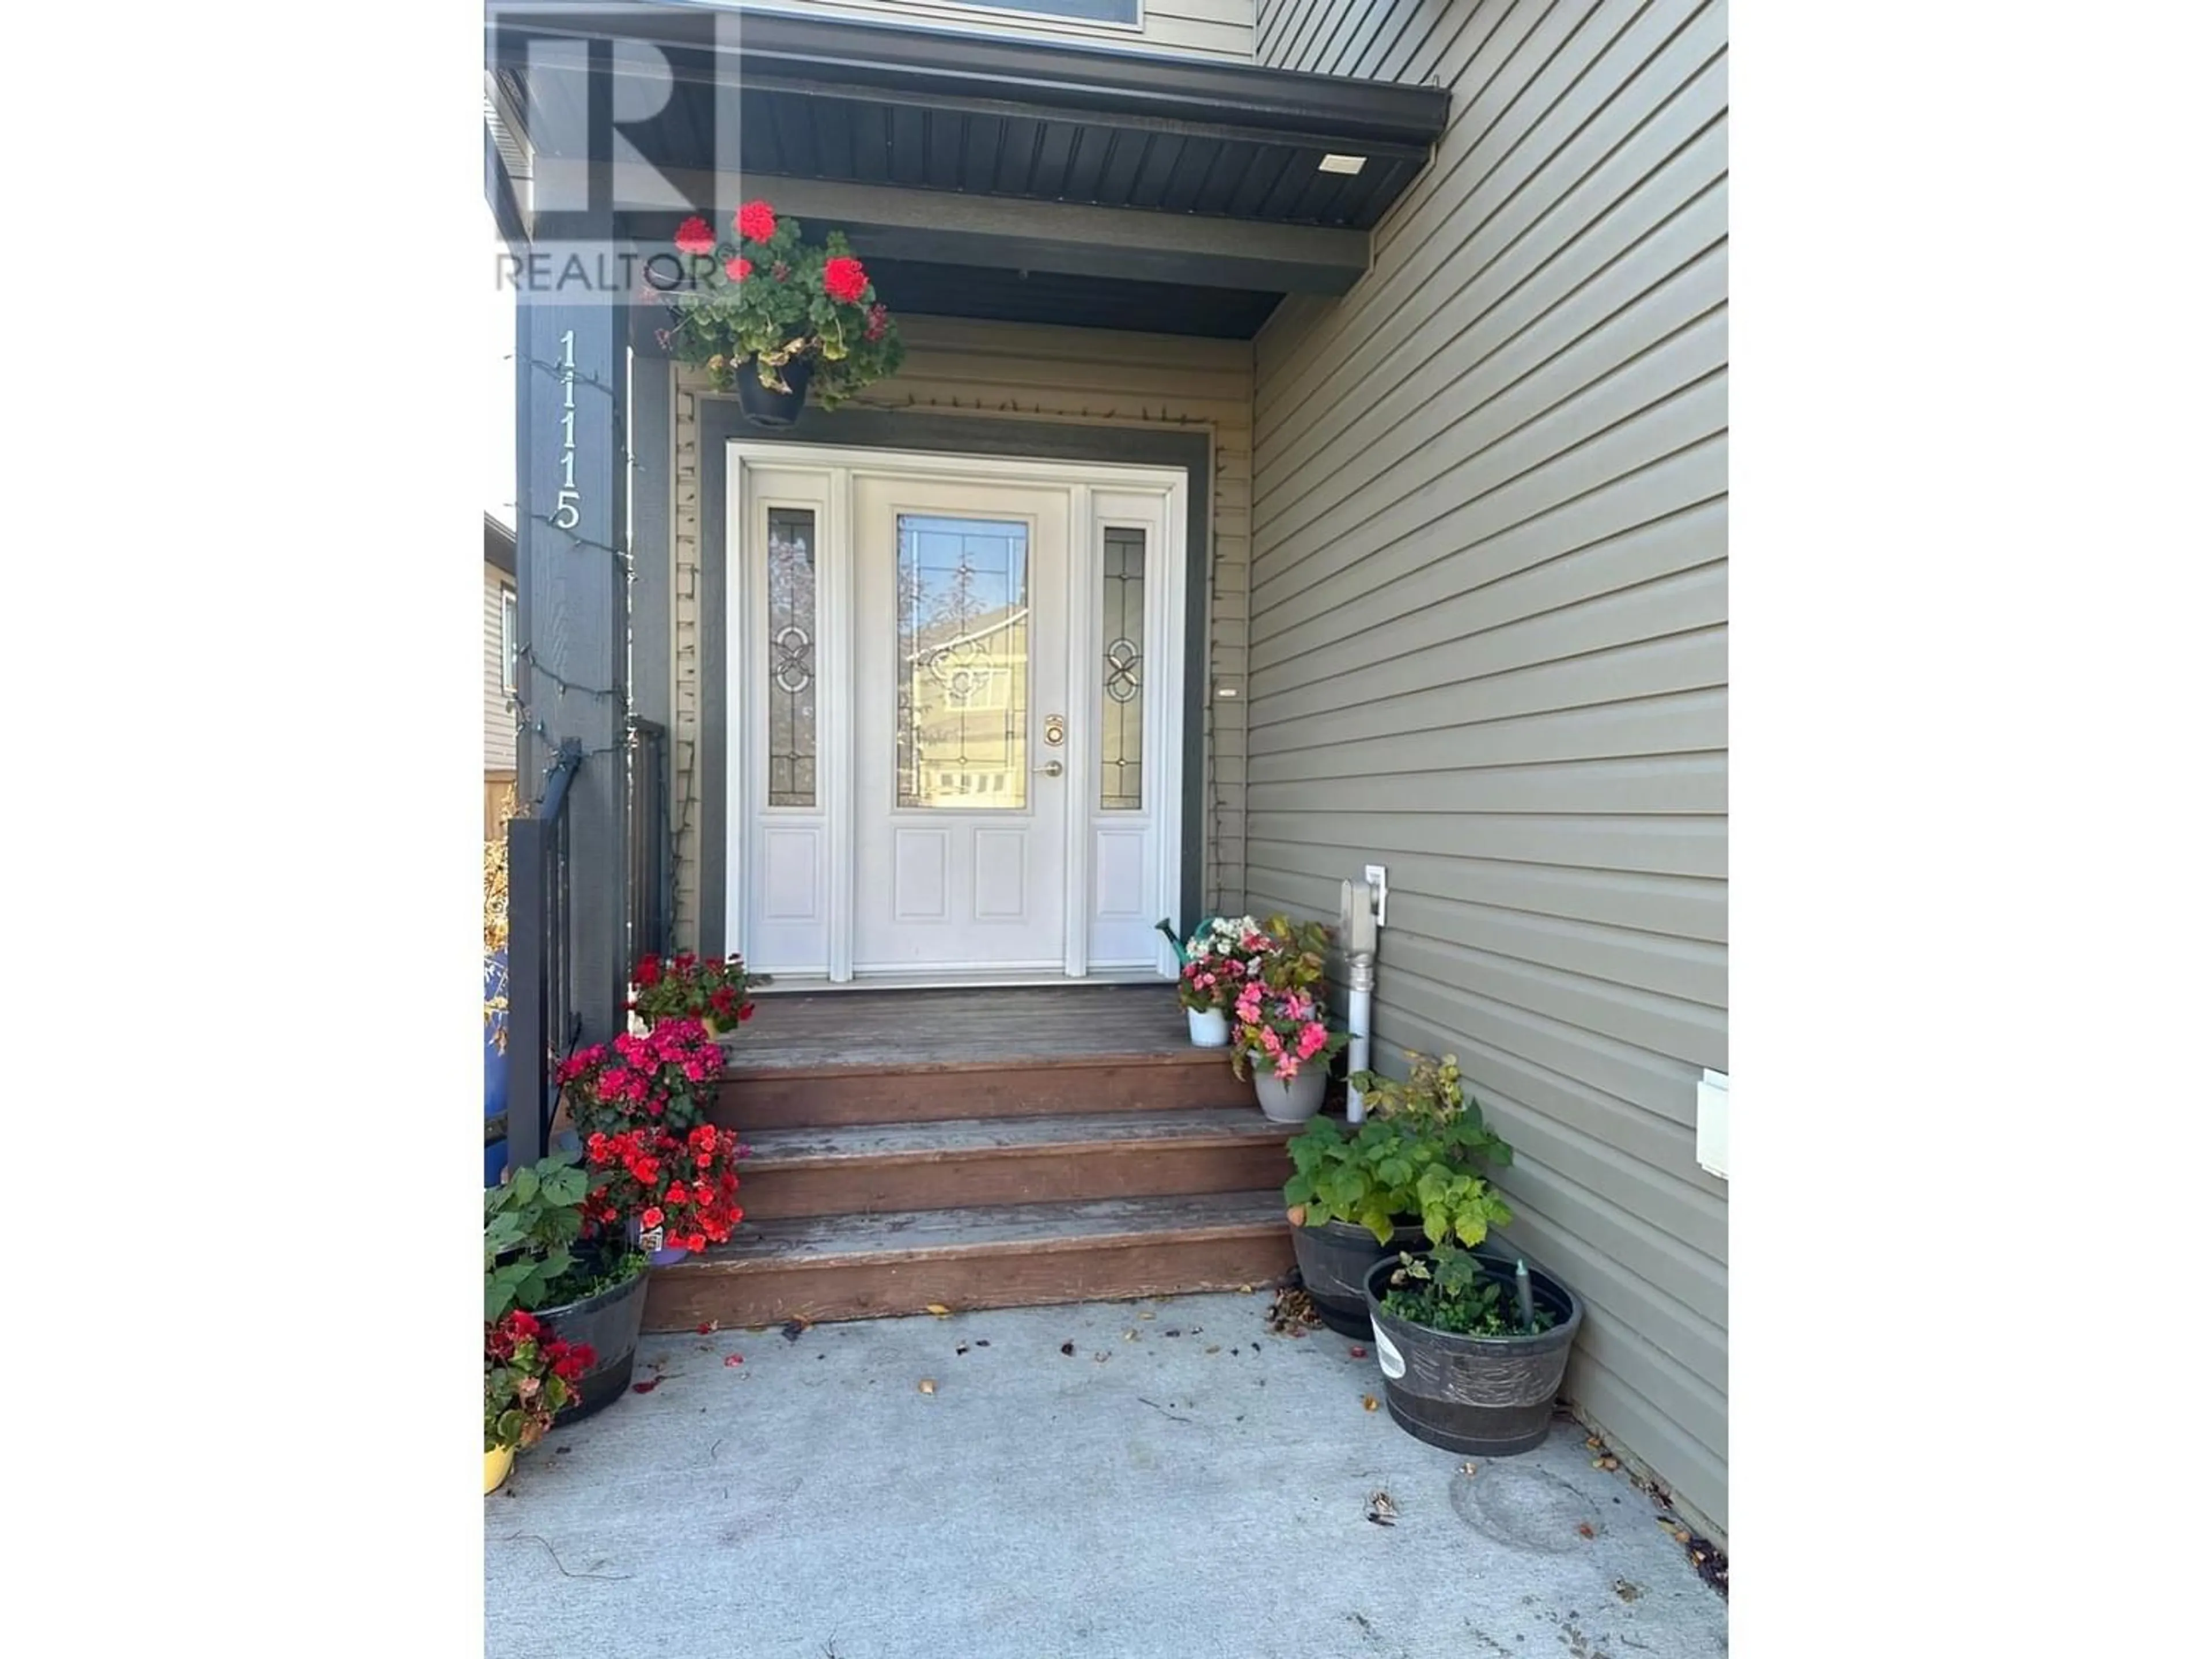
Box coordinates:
[1279,1051,1513,1336]
[484,1308,596,1494]
[631,951,768,1037]
[658,200,904,426]
[1363,1243,1582,1457]
[485,1149,649,1421]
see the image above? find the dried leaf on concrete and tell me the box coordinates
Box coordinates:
[925,1304,952,1317]
[917,1378,936,1394]
[1265,1286,1323,1335]
[1362,1395,1379,1412]
[1365,1490,1398,1527]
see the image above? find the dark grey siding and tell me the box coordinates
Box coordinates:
[1251,0,1728,1540]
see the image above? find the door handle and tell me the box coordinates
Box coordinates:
[1036,760,1065,778]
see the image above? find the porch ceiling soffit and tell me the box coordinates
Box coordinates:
[486,5,1449,300]
[616,168,1367,295]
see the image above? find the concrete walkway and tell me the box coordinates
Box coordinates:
[487,1292,1726,1658]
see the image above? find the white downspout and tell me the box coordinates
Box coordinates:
[1339,870,1384,1123]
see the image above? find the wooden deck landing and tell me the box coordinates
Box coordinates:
[722,983,1189,1073]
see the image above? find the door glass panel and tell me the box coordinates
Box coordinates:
[1099,526,1145,811]
[896,514,1029,810]
[765,507,816,808]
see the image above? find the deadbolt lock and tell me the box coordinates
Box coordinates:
[1044,715,1066,747]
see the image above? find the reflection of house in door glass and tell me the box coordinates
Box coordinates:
[897,515,1031,810]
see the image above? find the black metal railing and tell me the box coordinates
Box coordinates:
[626,717,673,969]
[506,740,582,1172]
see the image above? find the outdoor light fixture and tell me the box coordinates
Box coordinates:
[1318,153,1368,175]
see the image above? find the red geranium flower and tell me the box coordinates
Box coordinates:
[725,255,752,282]
[673,215,715,256]
[636,955,662,987]
[823,256,868,304]
[737,200,777,242]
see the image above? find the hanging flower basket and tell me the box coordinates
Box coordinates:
[656,201,903,427]
[734,355,812,428]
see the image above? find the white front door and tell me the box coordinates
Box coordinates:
[852,475,1071,974]
[728,445,1187,986]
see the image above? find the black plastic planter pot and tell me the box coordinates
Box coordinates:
[735,356,812,427]
[1290,1218,1426,1338]
[1362,1253,1582,1457]
[537,1266,650,1423]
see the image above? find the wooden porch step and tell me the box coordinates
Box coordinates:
[713,1049,1248,1129]
[736,1108,1296,1221]
[710,982,1248,1127]
[641,1191,1296,1331]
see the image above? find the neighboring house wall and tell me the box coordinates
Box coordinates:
[485,566,517,772]
[667,315,1254,949]
[1251,0,1729,1540]
[739,1,1255,59]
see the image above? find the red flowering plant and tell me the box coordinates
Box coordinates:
[631,950,767,1037]
[582,1122,748,1255]
[556,1018,725,1137]
[658,200,904,404]
[485,1309,596,1453]
[1228,983,1348,1084]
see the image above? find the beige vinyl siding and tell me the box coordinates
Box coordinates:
[1252,0,1728,1543]
[484,567,517,772]
[668,315,1253,948]
[740,1,1255,60]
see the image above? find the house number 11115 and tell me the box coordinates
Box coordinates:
[551,328,581,530]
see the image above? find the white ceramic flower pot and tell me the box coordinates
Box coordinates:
[1187,1007,1230,1047]
[1251,1056,1327,1123]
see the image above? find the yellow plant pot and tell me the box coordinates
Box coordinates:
[484,1444,516,1495]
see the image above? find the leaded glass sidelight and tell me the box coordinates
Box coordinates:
[896,514,1031,810]
[765,507,816,808]
[1099,527,1145,811]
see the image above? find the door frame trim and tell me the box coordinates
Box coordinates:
[726,441,1190,986]
[695,405,1213,959]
